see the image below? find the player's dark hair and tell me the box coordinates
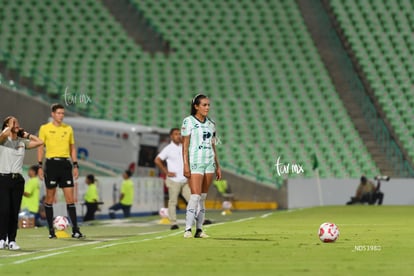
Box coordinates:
[125,170,132,178]
[169,128,180,135]
[87,174,95,183]
[190,94,208,115]
[30,165,39,175]
[2,116,13,130]
[51,103,65,112]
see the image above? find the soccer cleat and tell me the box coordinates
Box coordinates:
[183,230,193,238]
[194,229,209,238]
[72,231,85,239]
[170,224,179,230]
[0,239,7,249]
[49,229,57,239]
[8,242,20,250]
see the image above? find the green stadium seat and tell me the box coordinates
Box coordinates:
[0,0,384,181]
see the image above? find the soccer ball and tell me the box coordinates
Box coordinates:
[158,207,169,218]
[222,201,232,210]
[53,216,69,231]
[318,222,339,242]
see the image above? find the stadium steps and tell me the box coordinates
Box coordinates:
[325,0,414,176]
[100,0,172,54]
[297,0,397,176]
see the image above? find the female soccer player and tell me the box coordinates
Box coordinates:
[181,94,221,238]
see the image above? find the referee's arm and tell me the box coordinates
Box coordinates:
[70,143,79,180]
[37,144,45,180]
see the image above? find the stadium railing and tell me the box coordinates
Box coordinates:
[345,50,414,177]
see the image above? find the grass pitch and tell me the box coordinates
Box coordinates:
[0,206,413,275]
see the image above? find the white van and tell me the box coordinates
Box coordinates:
[63,117,170,176]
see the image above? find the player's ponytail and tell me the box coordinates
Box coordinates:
[190,94,208,115]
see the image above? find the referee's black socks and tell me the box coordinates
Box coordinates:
[44,203,54,231]
[67,203,78,230]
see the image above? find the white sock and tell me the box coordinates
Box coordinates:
[196,193,207,230]
[185,194,200,231]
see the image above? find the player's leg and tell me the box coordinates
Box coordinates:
[84,203,97,221]
[376,192,384,205]
[184,171,203,237]
[122,205,131,218]
[166,178,180,228]
[109,203,123,218]
[195,172,214,238]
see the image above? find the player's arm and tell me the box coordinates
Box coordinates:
[23,188,32,197]
[212,142,221,180]
[23,187,32,197]
[23,181,34,197]
[182,135,191,178]
[37,126,45,180]
[119,187,125,201]
[70,143,79,180]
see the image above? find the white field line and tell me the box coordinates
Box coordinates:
[0,240,105,267]
[260,212,273,218]
[93,230,183,249]
[2,213,270,264]
[229,217,255,223]
[12,251,70,265]
[3,240,103,258]
[93,214,264,250]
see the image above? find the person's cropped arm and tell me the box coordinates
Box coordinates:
[182,135,191,178]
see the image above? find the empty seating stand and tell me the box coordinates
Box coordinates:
[329,0,414,166]
[0,0,380,183]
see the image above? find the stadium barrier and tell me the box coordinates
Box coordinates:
[51,177,164,217]
[288,178,414,209]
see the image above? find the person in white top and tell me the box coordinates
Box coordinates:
[155,128,190,230]
[0,116,43,250]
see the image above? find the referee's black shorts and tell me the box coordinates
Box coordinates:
[44,158,74,189]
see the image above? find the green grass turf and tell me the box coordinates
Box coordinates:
[0,206,413,275]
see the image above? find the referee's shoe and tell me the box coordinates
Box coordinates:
[72,228,85,239]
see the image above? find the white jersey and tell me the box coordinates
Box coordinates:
[156,141,187,183]
[181,115,216,164]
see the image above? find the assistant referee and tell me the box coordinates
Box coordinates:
[37,103,84,239]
